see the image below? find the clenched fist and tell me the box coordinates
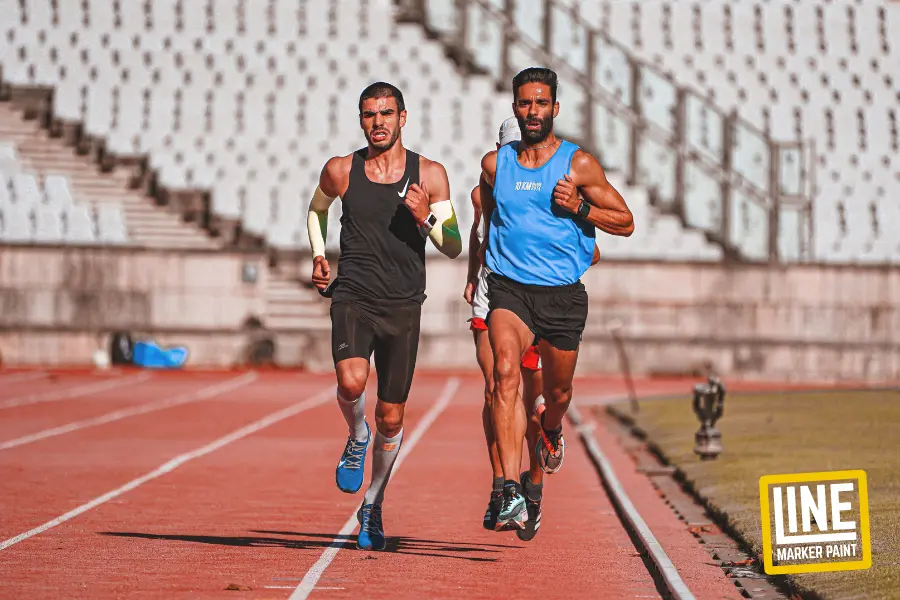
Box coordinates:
[312,256,330,291]
[553,173,580,215]
[404,181,431,223]
[464,278,477,305]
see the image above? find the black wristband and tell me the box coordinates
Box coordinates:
[577,201,591,219]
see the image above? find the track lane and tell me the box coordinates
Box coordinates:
[0,373,245,444]
[0,374,452,599]
[0,372,152,411]
[0,371,759,599]
[293,377,662,600]
[0,374,332,541]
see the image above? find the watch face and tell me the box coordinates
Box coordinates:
[427,214,437,226]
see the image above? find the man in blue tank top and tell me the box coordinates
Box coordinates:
[466,117,601,541]
[479,67,634,531]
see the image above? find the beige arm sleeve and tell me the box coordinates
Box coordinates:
[306,186,336,259]
[426,199,462,259]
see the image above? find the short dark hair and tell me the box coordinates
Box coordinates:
[358,81,405,113]
[512,67,558,103]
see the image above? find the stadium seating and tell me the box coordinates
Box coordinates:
[581,0,900,264]
[422,0,900,264]
[0,140,129,244]
[0,0,723,261]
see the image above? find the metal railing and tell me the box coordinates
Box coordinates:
[398,0,816,263]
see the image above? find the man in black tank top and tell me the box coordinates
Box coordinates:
[305,82,461,551]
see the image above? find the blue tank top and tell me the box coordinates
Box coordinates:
[486,140,595,286]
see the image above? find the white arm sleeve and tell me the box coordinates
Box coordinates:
[306,186,336,258]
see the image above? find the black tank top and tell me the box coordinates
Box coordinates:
[332,148,426,304]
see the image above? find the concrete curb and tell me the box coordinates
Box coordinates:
[568,403,697,600]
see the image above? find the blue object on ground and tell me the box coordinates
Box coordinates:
[132,340,189,369]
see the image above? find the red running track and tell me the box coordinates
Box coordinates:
[0,369,743,599]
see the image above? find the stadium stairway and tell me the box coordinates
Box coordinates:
[0,98,217,249]
[0,94,326,331]
[263,267,330,331]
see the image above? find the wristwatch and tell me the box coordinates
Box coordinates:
[577,200,591,219]
[418,213,437,237]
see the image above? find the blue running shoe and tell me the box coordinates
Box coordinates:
[495,486,526,531]
[356,502,386,551]
[335,422,370,494]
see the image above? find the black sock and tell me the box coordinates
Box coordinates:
[544,423,562,435]
[503,479,521,496]
[492,476,504,494]
[523,473,543,502]
[540,412,562,436]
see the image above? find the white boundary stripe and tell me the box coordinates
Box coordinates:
[0,373,153,410]
[0,383,335,552]
[0,372,258,451]
[0,372,48,385]
[568,403,697,600]
[290,377,461,600]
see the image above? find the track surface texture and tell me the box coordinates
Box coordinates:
[0,368,776,599]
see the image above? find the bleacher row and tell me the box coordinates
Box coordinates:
[1,0,506,250]
[3,0,892,262]
[502,0,900,262]
[426,0,900,263]
[0,141,129,243]
[0,0,725,260]
[590,0,900,263]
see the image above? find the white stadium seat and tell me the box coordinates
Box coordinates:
[96,204,129,244]
[1,0,896,261]
[63,204,96,243]
[33,205,63,242]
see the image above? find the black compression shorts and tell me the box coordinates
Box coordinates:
[330,298,421,404]
[485,272,588,352]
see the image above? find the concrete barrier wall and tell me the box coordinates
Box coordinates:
[417,260,900,382]
[0,246,268,330]
[0,246,269,366]
[1,246,898,382]
[420,260,900,343]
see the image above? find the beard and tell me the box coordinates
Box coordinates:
[516,114,553,144]
[366,126,400,151]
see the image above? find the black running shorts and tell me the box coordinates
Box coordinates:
[486,272,588,352]
[330,299,421,404]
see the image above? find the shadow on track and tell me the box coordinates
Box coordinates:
[100,530,519,563]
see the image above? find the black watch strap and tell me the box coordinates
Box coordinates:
[577,201,591,219]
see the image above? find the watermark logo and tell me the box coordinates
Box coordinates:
[759,470,871,574]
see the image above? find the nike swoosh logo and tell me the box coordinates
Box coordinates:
[397,178,409,197]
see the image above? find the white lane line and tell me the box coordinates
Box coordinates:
[290,377,461,600]
[0,372,48,385]
[0,373,153,410]
[0,383,335,552]
[0,372,258,452]
[568,403,697,600]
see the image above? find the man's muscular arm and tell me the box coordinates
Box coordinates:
[307,156,349,289]
[467,185,482,283]
[476,151,498,264]
[307,157,351,256]
[553,150,634,237]
[404,159,461,258]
